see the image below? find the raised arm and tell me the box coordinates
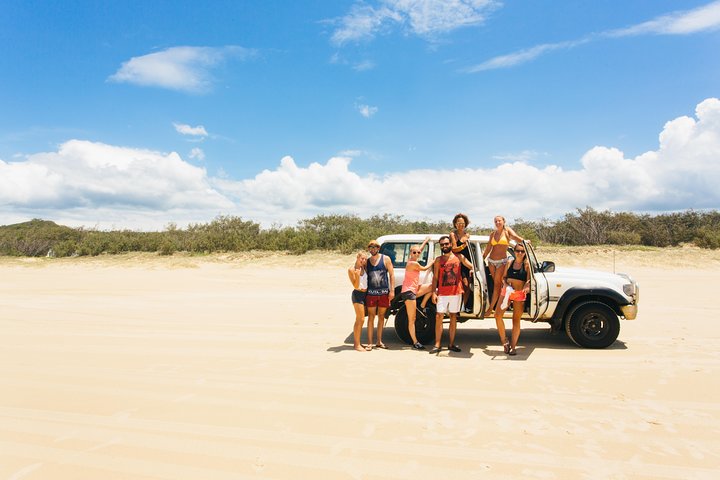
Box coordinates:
[347,266,360,289]
[506,227,525,243]
[459,254,473,270]
[450,231,468,253]
[419,258,434,271]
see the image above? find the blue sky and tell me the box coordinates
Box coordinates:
[1,0,719,230]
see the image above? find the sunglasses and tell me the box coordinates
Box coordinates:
[410,250,421,254]
[514,249,525,253]
[368,245,380,249]
[439,243,451,247]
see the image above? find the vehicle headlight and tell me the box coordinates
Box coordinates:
[623,283,635,296]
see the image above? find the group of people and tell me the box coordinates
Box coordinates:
[347,214,529,355]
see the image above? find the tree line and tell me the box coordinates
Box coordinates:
[1,208,718,257]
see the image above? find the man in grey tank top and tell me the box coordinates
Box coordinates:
[365,239,395,349]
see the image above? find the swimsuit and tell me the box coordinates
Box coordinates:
[490,231,509,246]
[506,261,528,282]
[487,257,508,267]
[487,230,510,267]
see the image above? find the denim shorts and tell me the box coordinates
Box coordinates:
[351,289,367,305]
[399,290,417,301]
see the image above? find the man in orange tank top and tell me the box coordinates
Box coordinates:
[430,235,473,354]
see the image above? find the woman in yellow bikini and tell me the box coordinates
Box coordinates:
[482,215,525,316]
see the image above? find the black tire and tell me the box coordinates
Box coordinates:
[565,301,620,349]
[394,303,436,345]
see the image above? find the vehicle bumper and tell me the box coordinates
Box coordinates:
[621,304,638,320]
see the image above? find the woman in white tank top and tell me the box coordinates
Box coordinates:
[348,251,371,351]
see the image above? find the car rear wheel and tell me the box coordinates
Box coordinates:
[394,302,436,345]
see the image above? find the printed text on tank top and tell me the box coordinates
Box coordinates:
[437,254,463,296]
[366,254,390,296]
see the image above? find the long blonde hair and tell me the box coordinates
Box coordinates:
[494,215,508,241]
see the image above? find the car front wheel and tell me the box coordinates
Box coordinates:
[565,301,620,349]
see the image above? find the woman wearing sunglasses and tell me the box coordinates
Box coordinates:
[494,244,531,356]
[399,237,433,350]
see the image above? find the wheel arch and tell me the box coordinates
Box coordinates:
[550,287,626,330]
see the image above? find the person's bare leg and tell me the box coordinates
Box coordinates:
[495,307,508,351]
[433,313,443,350]
[376,307,387,347]
[353,303,369,351]
[406,299,418,345]
[448,313,458,347]
[488,266,504,316]
[367,306,376,347]
[417,284,433,309]
[510,300,523,354]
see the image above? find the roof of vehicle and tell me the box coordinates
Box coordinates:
[377,233,491,243]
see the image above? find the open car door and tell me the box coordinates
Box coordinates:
[468,242,487,317]
[525,241,549,320]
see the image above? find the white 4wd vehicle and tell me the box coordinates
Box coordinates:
[377,234,639,349]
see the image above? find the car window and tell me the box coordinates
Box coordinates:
[380,242,430,267]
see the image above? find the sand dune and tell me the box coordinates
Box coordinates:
[1,248,719,479]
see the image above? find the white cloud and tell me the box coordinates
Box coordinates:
[467,1,720,72]
[492,150,546,163]
[174,123,208,137]
[353,60,377,71]
[189,148,206,161]
[331,0,498,45]
[464,39,589,72]
[357,104,379,118]
[214,98,720,226]
[2,99,719,229]
[609,0,720,37]
[108,46,254,93]
[0,140,232,229]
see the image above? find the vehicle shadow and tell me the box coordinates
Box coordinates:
[330,325,628,359]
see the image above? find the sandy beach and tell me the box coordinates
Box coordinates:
[1,246,719,479]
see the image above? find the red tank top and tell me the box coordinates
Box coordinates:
[437,255,463,296]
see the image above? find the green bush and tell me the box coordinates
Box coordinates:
[2,209,719,257]
[606,231,642,245]
[694,227,720,249]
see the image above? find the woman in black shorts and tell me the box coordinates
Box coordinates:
[348,251,371,351]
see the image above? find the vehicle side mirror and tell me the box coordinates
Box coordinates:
[541,261,555,273]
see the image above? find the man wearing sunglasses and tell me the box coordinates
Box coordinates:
[365,240,395,349]
[430,235,474,354]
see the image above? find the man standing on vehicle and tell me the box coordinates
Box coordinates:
[430,235,473,354]
[366,239,395,349]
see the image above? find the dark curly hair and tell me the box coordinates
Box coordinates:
[452,213,470,228]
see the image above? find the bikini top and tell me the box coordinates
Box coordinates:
[490,230,509,246]
[506,260,527,281]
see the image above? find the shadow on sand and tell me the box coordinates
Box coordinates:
[328,324,627,360]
